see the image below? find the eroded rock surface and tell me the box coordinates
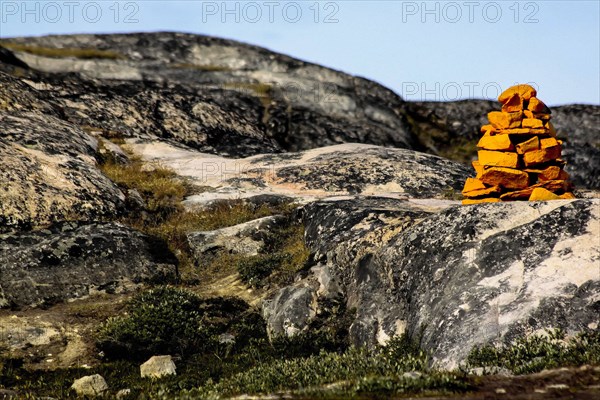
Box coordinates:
[0,32,418,156]
[265,198,600,368]
[188,215,287,264]
[0,222,177,309]
[130,141,471,205]
[0,32,598,378]
[0,109,125,232]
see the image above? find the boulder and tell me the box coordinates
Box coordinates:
[0,221,177,309]
[0,110,125,232]
[265,198,600,368]
[263,197,438,340]
[71,374,108,396]
[187,215,286,264]
[140,355,177,379]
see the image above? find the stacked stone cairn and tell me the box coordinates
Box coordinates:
[462,84,575,204]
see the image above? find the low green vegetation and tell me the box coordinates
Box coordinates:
[0,42,124,59]
[98,147,299,281]
[184,335,468,399]
[466,329,600,375]
[234,223,310,288]
[97,287,263,361]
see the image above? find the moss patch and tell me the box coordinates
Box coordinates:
[0,42,124,60]
[171,63,232,72]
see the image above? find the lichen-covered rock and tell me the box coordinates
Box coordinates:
[375,199,600,368]
[0,222,177,309]
[1,32,417,156]
[266,199,600,368]
[2,33,597,188]
[187,215,286,264]
[0,110,125,232]
[263,197,443,340]
[130,141,471,206]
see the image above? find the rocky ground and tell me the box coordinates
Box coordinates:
[0,33,599,399]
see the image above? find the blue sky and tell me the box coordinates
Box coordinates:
[1,1,599,105]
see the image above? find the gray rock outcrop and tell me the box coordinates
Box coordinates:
[265,198,600,368]
[0,109,125,232]
[0,222,177,309]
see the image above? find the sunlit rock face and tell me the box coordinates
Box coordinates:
[266,198,600,368]
[0,32,598,374]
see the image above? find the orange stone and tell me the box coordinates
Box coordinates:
[501,93,523,112]
[498,84,537,103]
[527,97,550,113]
[500,180,569,200]
[481,167,530,189]
[462,177,486,194]
[559,192,576,199]
[529,187,561,201]
[497,128,549,135]
[480,124,497,134]
[478,150,519,168]
[523,110,534,118]
[472,160,484,178]
[537,166,562,181]
[462,198,502,205]
[523,146,562,166]
[534,113,552,121]
[477,133,514,151]
[515,136,540,154]
[488,111,523,129]
[540,137,560,149]
[522,118,544,129]
[464,186,502,199]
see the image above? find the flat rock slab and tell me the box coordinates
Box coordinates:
[130,141,471,205]
[187,215,287,264]
[0,222,177,309]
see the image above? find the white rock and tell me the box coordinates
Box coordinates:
[70,374,108,396]
[116,388,131,398]
[140,355,177,378]
[402,371,422,379]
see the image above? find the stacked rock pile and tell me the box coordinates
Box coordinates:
[462,84,575,204]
